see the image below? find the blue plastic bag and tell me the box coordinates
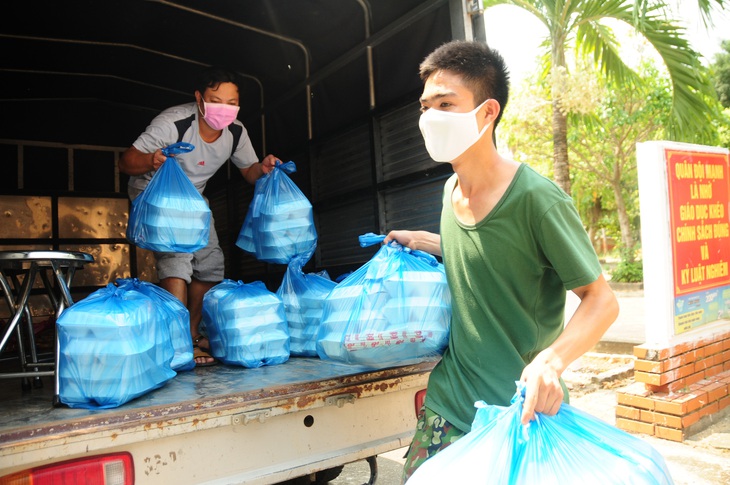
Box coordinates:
[202,279,290,368]
[277,253,337,357]
[236,161,317,264]
[126,142,211,253]
[116,278,194,371]
[57,283,176,409]
[316,233,451,367]
[407,383,674,485]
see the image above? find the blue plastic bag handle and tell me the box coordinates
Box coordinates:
[513,381,526,404]
[161,142,195,157]
[358,233,439,267]
[358,233,386,247]
[250,160,297,218]
[274,160,297,174]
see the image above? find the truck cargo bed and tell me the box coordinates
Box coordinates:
[0,357,437,483]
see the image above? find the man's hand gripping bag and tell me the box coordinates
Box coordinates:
[407,382,674,485]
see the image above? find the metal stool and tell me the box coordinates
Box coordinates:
[0,250,94,406]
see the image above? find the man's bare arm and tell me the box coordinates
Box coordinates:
[384,230,442,256]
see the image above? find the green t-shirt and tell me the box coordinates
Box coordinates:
[425,164,602,432]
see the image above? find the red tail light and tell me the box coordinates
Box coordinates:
[415,388,427,417]
[0,452,134,485]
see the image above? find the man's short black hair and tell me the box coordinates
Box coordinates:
[195,66,242,95]
[419,41,510,128]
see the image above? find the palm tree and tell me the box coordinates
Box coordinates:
[483,0,725,194]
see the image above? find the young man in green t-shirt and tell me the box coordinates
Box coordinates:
[385,40,619,482]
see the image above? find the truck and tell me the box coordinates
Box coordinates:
[0,1,487,483]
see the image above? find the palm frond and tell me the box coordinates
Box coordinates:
[590,3,720,142]
[575,20,641,87]
[695,0,729,27]
[637,19,718,140]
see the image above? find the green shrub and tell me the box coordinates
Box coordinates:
[610,259,643,283]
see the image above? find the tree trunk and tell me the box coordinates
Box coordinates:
[610,180,635,262]
[587,197,604,255]
[551,45,571,195]
[551,100,571,195]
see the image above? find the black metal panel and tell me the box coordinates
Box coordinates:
[0,145,19,191]
[381,177,447,235]
[73,150,118,193]
[207,176,268,283]
[316,197,378,271]
[22,146,69,192]
[310,56,371,139]
[377,103,439,182]
[374,98,448,237]
[311,124,373,202]
[372,3,452,108]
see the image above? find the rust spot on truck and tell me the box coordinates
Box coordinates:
[296,395,318,408]
[377,381,396,392]
[293,378,407,409]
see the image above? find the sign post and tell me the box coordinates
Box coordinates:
[636,141,730,345]
[616,141,730,442]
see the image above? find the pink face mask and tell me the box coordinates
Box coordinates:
[199,101,240,130]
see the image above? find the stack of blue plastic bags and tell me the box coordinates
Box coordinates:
[407,382,674,485]
[277,253,337,357]
[201,280,290,368]
[316,234,451,367]
[57,278,193,409]
[126,142,211,253]
[236,161,317,264]
[116,278,194,372]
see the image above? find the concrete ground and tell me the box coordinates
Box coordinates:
[331,289,730,484]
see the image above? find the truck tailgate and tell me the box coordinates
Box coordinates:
[0,357,436,483]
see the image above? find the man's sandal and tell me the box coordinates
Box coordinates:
[192,335,217,367]
[193,335,211,353]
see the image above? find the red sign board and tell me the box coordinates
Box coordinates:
[665,149,730,296]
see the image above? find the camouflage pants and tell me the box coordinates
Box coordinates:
[401,405,466,483]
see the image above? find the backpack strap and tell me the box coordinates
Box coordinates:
[174,114,196,143]
[174,114,242,160]
[227,123,243,160]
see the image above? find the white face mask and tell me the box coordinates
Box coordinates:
[418,100,490,162]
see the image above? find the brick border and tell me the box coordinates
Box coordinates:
[615,330,730,442]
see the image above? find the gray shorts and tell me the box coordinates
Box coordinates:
[129,187,224,284]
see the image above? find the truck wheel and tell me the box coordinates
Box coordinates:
[313,465,344,483]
